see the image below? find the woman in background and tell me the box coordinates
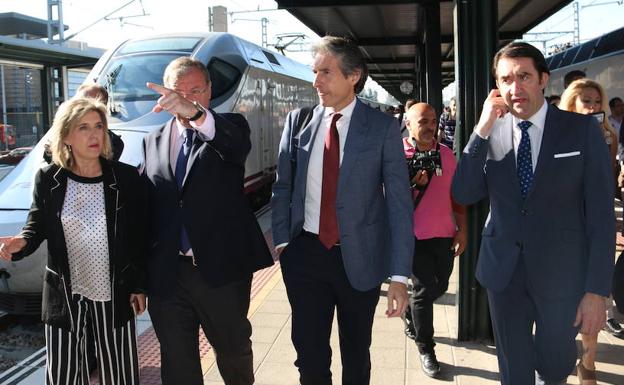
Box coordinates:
[560,78,620,385]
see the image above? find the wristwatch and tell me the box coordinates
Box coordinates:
[187,101,204,121]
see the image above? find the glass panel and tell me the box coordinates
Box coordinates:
[67,70,90,98]
[0,64,44,173]
[117,37,202,55]
[208,58,242,99]
[95,53,180,122]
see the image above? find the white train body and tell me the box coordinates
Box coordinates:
[545,27,624,101]
[547,50,624,100]
[0,33,317,313]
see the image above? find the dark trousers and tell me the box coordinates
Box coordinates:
[408,237,454,354]
[488,258,580,385]
[280,232,381,385]
[149,258,254,385]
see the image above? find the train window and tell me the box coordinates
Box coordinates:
[262,51,281,66]
[98,53,179,102]
[207,59,242,99]
[117,37,202,55]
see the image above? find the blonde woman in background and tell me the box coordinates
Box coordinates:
[560,78,620,385]
[560,79,618,174]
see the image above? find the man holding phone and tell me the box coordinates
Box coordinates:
[452,42,614,385]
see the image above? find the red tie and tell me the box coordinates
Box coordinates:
[319,113,342,249]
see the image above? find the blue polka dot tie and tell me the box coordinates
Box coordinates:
[517,121,533,200]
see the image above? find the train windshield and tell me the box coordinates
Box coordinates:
[96,53,180,123]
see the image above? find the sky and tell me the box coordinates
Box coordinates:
[1,0,623,104]
[524,0,624,53]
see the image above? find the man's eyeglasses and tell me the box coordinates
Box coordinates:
[175,86,209,98]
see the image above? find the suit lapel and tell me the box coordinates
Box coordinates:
[157,119,176,183]
[50,166,68,220]
[100,159,119,268]
[295,105,325,195]
[526,105,558,200]
[338,99,368,195]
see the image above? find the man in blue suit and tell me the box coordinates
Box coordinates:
[271,36,414,385]
[452,42,614,385]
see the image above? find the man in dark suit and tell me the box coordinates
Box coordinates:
[142,57,273,385]
[452,42,614,385]
[271,36,414,385]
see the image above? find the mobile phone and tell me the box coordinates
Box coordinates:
[591,111,605,123]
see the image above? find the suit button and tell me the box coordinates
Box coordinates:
[179,200,184,208]
[521,209,528,216]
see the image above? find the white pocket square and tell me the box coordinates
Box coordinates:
[554,151,580,158]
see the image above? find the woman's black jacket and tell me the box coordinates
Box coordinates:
[12,158,148,331]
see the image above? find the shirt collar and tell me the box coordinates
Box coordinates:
[173,118,188,138]
[324,97,357,120]
[513,98,548,132]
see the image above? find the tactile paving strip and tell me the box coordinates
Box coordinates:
[91,230,281,385]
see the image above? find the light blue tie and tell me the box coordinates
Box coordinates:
[175,128,194,253]
[517,121,533,200]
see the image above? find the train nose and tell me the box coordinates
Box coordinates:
[0,210,46,294]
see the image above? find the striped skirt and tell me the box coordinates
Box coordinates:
[45,294,139,385]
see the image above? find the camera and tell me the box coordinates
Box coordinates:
[407,149,442,180]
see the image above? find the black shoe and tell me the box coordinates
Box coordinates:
[605,318,624,337]
[419,352,441,378]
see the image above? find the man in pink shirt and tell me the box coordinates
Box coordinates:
[403,103,467,378]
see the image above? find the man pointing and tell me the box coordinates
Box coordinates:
[142,57,273,385]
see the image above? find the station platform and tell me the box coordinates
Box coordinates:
[2,206,624,385]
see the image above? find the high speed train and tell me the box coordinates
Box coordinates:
[0,32,318,313]
[545,26,624,99]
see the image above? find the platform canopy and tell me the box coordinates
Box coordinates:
[276,0,573,101]
[0,12,102,67]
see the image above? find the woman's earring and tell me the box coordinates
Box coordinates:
[65,143,72,153]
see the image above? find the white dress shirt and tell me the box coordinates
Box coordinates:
[169,110,216,256]
[303,98,357,234]
[169,112,216,172]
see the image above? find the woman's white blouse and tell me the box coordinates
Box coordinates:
[61,174,111,301]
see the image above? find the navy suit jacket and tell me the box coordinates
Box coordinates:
[143,111,273,298]
[452,105,615,298]
[271,99,414,291]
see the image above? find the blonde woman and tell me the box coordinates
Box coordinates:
[0,98,146,385]
[560,78,618,173]
[560,78,618,385]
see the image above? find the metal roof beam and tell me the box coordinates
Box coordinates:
[277,0,451,8]
[355,36,418,46]
[440,31,521,44]
[367,57,415,64]
[368,69,415,74]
